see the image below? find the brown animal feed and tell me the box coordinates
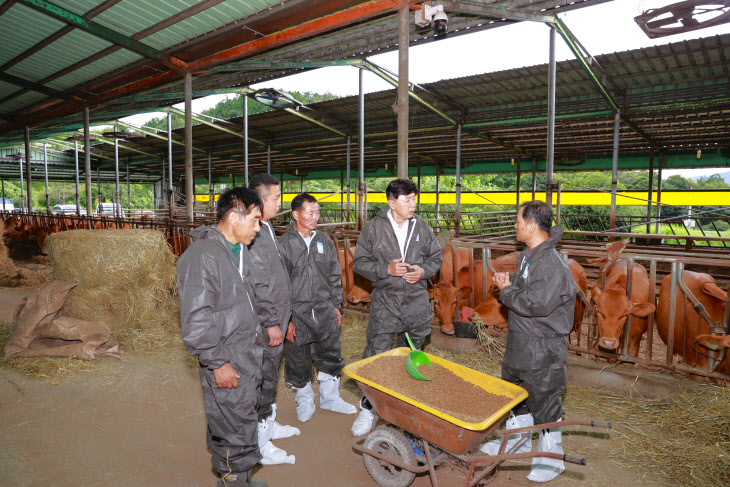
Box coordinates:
[355,355,512,424]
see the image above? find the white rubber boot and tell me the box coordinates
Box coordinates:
[258,440,295,465]
[266,403,300,440]
[317,371,357,414]
[480,413,534,455]
[527,426,565,483]
[351,396,376,437]
[293,382,316,423]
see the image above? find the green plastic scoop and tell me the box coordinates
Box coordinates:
[404,332,434,381]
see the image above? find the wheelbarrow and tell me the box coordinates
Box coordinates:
[343,348,611,487]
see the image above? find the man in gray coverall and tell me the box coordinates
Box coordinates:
[177,187,267,487]
[480,200,576,483]
[350,178,443,436]
[248,174,299,465]
[278,193,357,422]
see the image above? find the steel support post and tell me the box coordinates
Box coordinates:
[656,152,663,234]
[416,161,421,211]
[531,158,537,200]
[666,261,679,366]
[184,70,194,223]
[516,158,521,208]
[84,106,92,215]
[43,143,49,213]
[167,113,173,207]
[18,158,24,212]
[24,126,32,212]
[208,150,213,209]
[546,26,556,207]
[647,149,654,235]
[358,68,365,230]
[455,124,462,237]
[114,134,120,217]
[243,95,249,186]
[396,4,409,179]
[610,110,620,238]
[435,166,441,221]
[1,179,5,211]
[267,144,271,175]
[346,135,351,220]
[74,141,81,215]
[126,158,130,208]
[161,157,167,209]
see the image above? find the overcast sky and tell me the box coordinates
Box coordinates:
[121,0,730,178]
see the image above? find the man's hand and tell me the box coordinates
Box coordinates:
[403,264,425,284]
[493,272,511,290]
[387,258,411,277]
[213,363,240,389]
[267,325,283,347]
[335,307,342,326]
[285,321,296,343]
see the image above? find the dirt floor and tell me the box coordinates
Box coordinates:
[0,288,677,487]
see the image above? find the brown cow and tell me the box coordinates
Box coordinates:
[695,335,730,383]
[468,257,588,334]
[656,271,728,381]
[337,245,374,305]
[591,259,655,357]
[437,246,471,284]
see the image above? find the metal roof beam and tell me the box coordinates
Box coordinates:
[108,87,252,104]
[206,59,363,72]
[16,0,187,71]
[0,72,83,105]
[550,17,660,147]
[115,120,208,155]
[438,0,555,22]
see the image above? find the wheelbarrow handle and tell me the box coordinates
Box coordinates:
[591,420,612,429]
[563,454,587,466]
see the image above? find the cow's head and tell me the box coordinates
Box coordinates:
[592,285,655,351]
[429,281,471,334]
[468,290,509,328]
[348,286,371,305]
[696,334,730,383]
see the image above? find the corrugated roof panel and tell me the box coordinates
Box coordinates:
[143,0,281,50]
[0,82,22,110]
[46,50,144,91]
[0,3,67,66]
[0,91,49,115]
[7,30,114,82]
[94,0,202,38]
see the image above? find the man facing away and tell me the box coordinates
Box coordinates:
[480,200,576,483]
[350,178,443,436]
[248,174,300,466]
[177,187,268,487]
[277,193,357,422]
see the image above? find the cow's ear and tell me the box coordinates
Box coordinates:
[427,288,435,300]
[696,334,730,351]
[457,286,472,299]
[630,302,656,317]
[591,284,602,301]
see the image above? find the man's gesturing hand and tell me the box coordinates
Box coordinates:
[403,265,425,284]
[388,258,411,277]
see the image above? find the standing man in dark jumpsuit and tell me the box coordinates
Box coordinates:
[481,200,576,483]
[177,187,268,487]
[248,174,299,465]
[278,193,357,422]
[350,179,442,436]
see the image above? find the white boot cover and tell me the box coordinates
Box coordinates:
[350,400,376,437]
[317,371,357,414]
[527,427,565,483]
[293,382,316,423]
[480,413,534,455]
[259,440,295,465]
[266,403,300,440]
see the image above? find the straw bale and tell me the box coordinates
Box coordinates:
[45,229,183,356]
[0,221,49,288]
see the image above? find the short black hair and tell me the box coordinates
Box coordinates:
[291,193,317,213]
[519,200,553,232]
[249,173,280,195]
[217,187,263,222]
[386,179,418,200]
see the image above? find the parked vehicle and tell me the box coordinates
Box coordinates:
[96,202,126,217]
[51,204,87,216]
[1,198,14,211]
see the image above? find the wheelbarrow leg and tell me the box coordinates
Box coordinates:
[423,440,439,487]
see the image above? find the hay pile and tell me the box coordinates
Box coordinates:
[45,229,185,361]
[0,221,49,288]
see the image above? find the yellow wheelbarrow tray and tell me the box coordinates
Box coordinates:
[344,348,611,487]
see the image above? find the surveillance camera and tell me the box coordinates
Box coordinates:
[433,10,448,36]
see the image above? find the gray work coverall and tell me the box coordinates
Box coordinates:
[277,224,345,387]
[500,225,576,424]
[248,220,292,421]
[177,225,263,474]
[353,207,442,358]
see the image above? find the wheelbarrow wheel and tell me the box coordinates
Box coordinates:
[363,426,417,487]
